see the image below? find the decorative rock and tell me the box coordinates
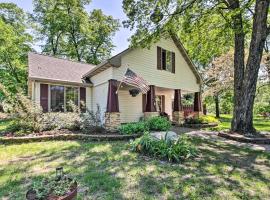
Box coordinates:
[150,131,179,141]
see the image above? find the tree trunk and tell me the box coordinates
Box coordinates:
[231,0,269,134]
[215,94,220,118]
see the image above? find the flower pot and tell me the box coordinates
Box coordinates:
[26,181,77,200]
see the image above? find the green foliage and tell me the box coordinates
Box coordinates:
[118,122,147,135]
[185,115,219,124]
[0,3,32,95]
[146,116,171,131]
[130,132,197,162]
[119,116,171,135]
[31,176,76,199]
[32,0,119,64]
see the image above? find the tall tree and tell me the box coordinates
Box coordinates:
[32,0,119,64]
[122,0,270,135]
[0,3,32,96]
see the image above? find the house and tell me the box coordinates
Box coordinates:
[28,34,203,131]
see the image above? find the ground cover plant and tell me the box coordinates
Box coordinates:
[185,115,220,125]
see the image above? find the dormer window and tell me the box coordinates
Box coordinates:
[157,46,175,73]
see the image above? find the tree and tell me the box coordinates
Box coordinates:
[32,0,119,64]
[122,0,270,135]
[203,51,234,118]
[0,3,32,96]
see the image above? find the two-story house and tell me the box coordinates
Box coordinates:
[28,34,203,131]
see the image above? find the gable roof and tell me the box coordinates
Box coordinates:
[82,34,202,84]
[28,52,95,85]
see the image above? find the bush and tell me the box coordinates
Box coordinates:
[118,122,147,135]
[185,115,219,124]
[146,116,171,131]
[130,132,197,162]
[80,105,106,134]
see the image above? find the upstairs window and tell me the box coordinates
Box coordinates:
[157,46,175,73]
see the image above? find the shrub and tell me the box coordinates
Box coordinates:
[130,132,197,162]
[118,122,147,135]
[146,116,171,131]
[185,115,219,124]
[80,104,106,134]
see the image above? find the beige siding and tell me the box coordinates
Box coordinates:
[91,67,113,86]
[113,38,200,92]
[118,89,143,123]
[92,82,108,120]
[86,87,92,110]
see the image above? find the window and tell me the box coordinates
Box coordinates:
[158,46,175,73]
[50,85,80,112]
[66,87,79,111]
[50,85,64,112]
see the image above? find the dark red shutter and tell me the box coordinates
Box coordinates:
[80,87,86,112]
[142,94,146,112]
[161,95,165,112]
[172,52,175,73]
[157,46,162,70]
[40,84,48,112]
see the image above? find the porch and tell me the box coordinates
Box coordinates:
[104,79,203,131]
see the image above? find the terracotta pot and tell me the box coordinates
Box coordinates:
[26,182,77,200]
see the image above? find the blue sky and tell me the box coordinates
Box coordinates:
[0,0,133,55]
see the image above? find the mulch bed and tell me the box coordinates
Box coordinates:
[0,130,141,144]
[183,123,219,128]
[218,132,270,144]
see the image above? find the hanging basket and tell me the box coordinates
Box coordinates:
[129,89,140,97]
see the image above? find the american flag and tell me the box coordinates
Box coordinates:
[122,68,150,94]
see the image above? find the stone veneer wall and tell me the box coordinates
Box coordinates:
[104,112,121,132]
[172,111,184,125]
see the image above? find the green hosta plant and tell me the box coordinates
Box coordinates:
[146,116,171,131]
[118,121,148,135]
[130,132,197,162]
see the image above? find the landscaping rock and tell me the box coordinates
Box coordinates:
[150,131,179,141]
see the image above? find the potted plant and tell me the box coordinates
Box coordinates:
[26,167,77,200]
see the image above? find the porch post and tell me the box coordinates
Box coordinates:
[172,89,184,125]
[194,92,203,116]
[144,85,159,119]
[105,79,121,132]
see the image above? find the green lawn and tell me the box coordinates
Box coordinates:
[208,114,270,132]
[0,138,270,199]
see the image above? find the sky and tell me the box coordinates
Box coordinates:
[0,0,133,55]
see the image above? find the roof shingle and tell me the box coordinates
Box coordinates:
[28,52,95,84]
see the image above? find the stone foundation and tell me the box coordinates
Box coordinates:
[194,111,204,117]
[144,112,159,119]
[104,112,121,132]
[172,111,184,125]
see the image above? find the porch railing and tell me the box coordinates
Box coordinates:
[182,105,194,118]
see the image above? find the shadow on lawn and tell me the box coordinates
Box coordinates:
[1,138,270,199]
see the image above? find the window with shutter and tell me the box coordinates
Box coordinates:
[158,47,175,73]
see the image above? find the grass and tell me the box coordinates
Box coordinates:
[208,114,270,132]
[0,138,270,199]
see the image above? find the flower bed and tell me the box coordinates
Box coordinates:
[0,133,141,144]
[183,115,219,128]
[218,132,270,144]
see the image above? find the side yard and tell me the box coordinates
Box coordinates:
[207,114,270,132]
[1,138,270,199]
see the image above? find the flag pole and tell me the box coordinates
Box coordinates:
[115,66,129,94]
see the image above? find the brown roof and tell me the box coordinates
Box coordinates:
[28,52,95,84]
